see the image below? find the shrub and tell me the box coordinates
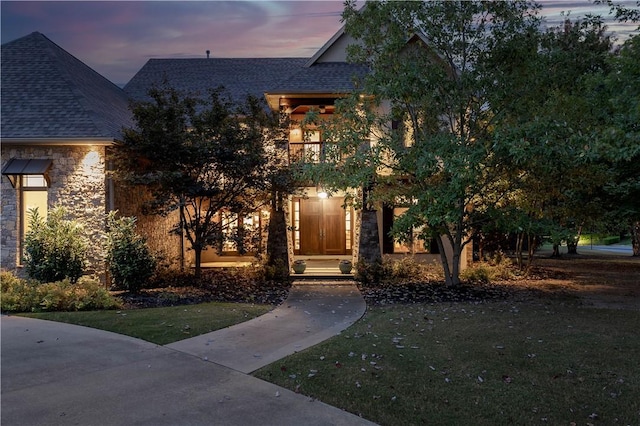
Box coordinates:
[23,207,88,283]
[0,271,40,312]
[1,271,121,313]
[600,235,621,245]
[148,267,196,289]
[460,264,493,284]
[356,256,443,286]
[355,259,385,286]
[105,212,156,293]
[461,253,517,284]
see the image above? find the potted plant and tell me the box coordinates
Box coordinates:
[292,259,306,274]
[339,259,353,274]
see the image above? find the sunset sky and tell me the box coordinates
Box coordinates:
[2,1,637,87]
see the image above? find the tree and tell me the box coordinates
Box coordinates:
[314,0,542,285]
[591,33,640,255]
[118,85,280,277]
[491,15,615,263]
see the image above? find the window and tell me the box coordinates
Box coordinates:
[289,128,323,163]
[217,211,262,254]
[1,159,53,263]
[392,207,429,254]
[21,175,49,259]
[292,200,301,250]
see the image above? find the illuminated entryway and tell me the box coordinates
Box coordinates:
[292,197,353,256]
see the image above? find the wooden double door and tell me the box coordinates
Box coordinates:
[298,197,349,255]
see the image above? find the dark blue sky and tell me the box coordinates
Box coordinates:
[2,1,637,86]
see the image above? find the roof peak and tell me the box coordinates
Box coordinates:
[2,31,133,139]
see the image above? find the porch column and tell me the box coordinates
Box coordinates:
[357,184,381,265]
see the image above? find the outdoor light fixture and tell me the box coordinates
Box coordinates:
[316,184,328,199]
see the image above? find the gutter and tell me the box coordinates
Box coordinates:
[0,138,117,146]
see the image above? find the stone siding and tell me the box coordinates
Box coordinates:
[112,183,184,270]
[1,145,108,278]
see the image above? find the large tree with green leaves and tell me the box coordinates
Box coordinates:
[496,11,639,261]
[592,33,640,255]
[118,85,283,277]
[313,0,542,285]
[489,14,616,264]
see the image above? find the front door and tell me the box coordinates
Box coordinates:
[297,197,347,255]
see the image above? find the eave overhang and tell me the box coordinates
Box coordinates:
[0,137,117,146]
[265,92,349,112]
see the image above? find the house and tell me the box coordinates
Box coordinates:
[124,26,470,270]
[1,32,134,278]
[1,28,470,278]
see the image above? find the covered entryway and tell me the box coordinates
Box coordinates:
[292,197,353,256]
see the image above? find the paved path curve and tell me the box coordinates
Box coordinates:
[1,282,373,425]
[168,282,366,373]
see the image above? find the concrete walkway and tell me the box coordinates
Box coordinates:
[168,282,365,373]
[1,281,373,425]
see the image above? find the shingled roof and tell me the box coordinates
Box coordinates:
[268,62,369,94]
[1,32,133,140]
[124,58,368,104]
[125,58,307,103]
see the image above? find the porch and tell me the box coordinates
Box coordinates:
[199,255,354,279]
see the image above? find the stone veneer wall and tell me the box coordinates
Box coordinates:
[112,182,184,270]
[1,145,108,278]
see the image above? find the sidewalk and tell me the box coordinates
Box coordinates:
[168,282,365,373]
[1,282,373,425]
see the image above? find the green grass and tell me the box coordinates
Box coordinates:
[254,300,640,425]
[20,302,272,345]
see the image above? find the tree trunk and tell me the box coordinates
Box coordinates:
[567,226,581,255]
[525,234,536,273]
[551,243,561,258]
[436,235,457,286]
[632,220,640,257]
[451,242,462,286]
[194,246,202,279]
[515,232,524,270]
[179,202,185,271]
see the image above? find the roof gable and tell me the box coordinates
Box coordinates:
[305,26,364,67]
[1,32,133,140]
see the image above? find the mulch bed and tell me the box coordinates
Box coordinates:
[115,270,291,309]
[114,255,639,310]
[356,281,521,306]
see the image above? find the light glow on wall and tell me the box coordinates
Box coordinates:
[80,149,102,178]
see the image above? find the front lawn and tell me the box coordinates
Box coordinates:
[254,300,640,425]
[20,302,271,345]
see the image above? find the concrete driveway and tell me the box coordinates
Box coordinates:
[1,282,374,425]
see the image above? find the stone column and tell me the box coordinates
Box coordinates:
[358,208,381,265]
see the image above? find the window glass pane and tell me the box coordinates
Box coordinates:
[294,200,300,250]
[22,190,48,237]
[392,207,427,253]
[221,212,238,252]
[22,175,47,187]
[345,209,351,250]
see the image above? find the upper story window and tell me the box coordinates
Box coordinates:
[289,128,323,163]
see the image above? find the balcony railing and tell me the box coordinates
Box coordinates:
[289,142,322,163]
